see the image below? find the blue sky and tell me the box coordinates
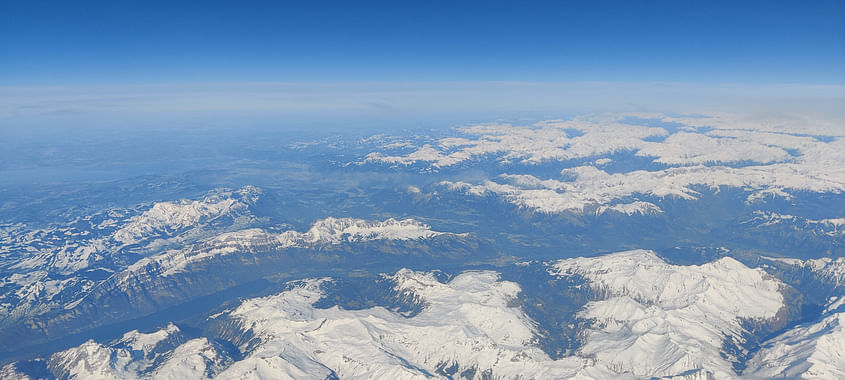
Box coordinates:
[1,1,844,130]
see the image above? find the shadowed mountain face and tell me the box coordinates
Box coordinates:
[2,113,844,379]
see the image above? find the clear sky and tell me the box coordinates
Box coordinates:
[3,0,845,85]
[1,1,844,130]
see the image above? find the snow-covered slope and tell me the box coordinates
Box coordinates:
[362,119,666,167]
[0,187,263,324]
[0,322,235,380]
[7,186,261,275]
[0,212,467,356]
[6,269,633,380]
[111,186,262,247]
[4,250,837,380]
[43,323,197,379]
[123,217,446,278]
[361,113,843,170]
[150,338,230,380]
[442,162,845,215]
[745,296,845,379]
[214,270,607,380]
[359,113,845,215]
[743,212,845,235]
[762,255,845,288]
[549,250,788,379]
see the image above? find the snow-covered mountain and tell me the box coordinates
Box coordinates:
[123,216,448,278]
[2,113,844,380]
[210,271,604,379]
[2,269,618,380]
[549,250,793,379]
[745,296,845,379]
[5,186,262,275]
[0,185,480,356]
[2,323,235,380]
[750,255,845,328]
[6,250,830,380]
[0,214,473,355]
[738,212,845,257]
[743,212,845,236]
[0,187,263,327]
[360,114,845,215]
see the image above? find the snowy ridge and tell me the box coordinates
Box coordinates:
[12,270,623,379]
[805,258,845,286]
[0,187,262,323]
[120,323,181,352]
[112,186,261,246]
[595,201,662,216]
[362,117,667,167]
[0,271,91,318]
[361,113,842,169]
[205,217,444,249]
[217,270,620,380]
[3,323,230,380]
[641,112,845,137]
[6,255,836,379]
[745,296,845,379]
[151,338,228,380]
[762,255,845,287]
[359,113,845,215]
[39,323,190,379]
[550,250,786,379]
[6,186,261,275]
[123,217,446,277]
[744,211,845,236]
[635,131,791,165]
[442,161,845,214]
[297,217,444,244]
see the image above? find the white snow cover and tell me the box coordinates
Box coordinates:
[14,252,839,379]
[745,296,845,379]
[595,201,662,216]
[744,211,845,236]
[550,249,786,379]
[805,258,845,286]
[124,217,446,277]
[362,117,667,167]
[762,255,845,287]
[216,269,624,380]
[120,323,180,352]
[635,131,791,165]
[362,113,843,169]
[7,186,261,275]
[442,161,845,214]
[0,187,262,322]
[49,340,130,380]
[201,216,443,250]
[360,113,845,215]
[295,216,444,244]
[46,324,187,379]
[152,338,227,380]
[112,186,261,246]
